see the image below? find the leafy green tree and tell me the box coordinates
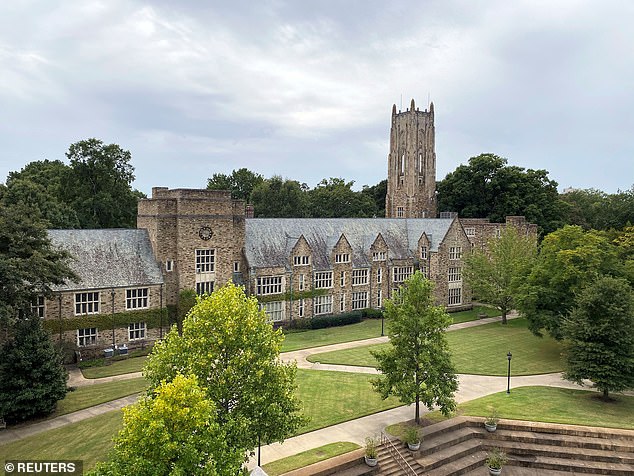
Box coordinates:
[308,178,376,218]
[251,175,309,217]
[61,139,143,228]
[560,188,606,230]
[3,160,79,228]
[175,289,197,335]
[463,226,536,324]
[437,153,564,235]
[0,318,68,422]
[144,283,304,465]
[517,225,622,339]
[361,179,387,217]
[372,272,458,424]
[563,276,634,400]
[0,203,76,328]
[207,168,264,203]
[613,226,634,286]
[89,374,244,476]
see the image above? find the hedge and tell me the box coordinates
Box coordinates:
[43,307,172,333]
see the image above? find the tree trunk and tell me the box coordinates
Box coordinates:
[501,309,508,325]
[603,388,609,400]
[415,394,420,424]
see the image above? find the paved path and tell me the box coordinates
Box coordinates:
[0,394,139,445]
[67,368,143,388]
[0,311,576,457]
[246,372,581,468]
[282,312,519,373]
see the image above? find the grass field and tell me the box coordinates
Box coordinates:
[307,318,563,376]
[55,378,146,417]
[262,442,360,475]
[461,386,634,430]
[296,369,400,433]
[281,306,498,353]
[0,410,123,470]
[1,370,399,468]
[79,307,497,378]
[81,356,146,378]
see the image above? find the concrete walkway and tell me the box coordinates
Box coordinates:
[67,368,143,388]
[282,312,519,373]
[0,311,569,454]
[246,372,581,468]
[0,394,139,445]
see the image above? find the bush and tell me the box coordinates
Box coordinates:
[0,319,68,422]
[310,311,363,329]
[362,308,383,319]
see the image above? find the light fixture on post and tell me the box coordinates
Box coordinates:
[506,351,512,394]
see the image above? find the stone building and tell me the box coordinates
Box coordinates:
[385,99,437,219]
[42,229,166,358]
[38,99,535,357]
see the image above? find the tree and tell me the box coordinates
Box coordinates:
[560,188,606,230]
[372,272,458,424]
[361,179,387,217]
[143,283,304,465]
[207,168,264,203]
[3,160,79,228]
[89,374,244,476]
[0,203,76,328]
[517,225,623,339]
[61,139,143,228]
[307,178,376,218]
[437,153,564,235]
[250,175,309,217]
[0,318,68,422]
[563,276,634,400]
[463,226,536,324]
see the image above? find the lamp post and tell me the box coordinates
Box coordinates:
[506,351,512,394]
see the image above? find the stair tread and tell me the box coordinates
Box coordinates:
[485,438,634,462]
[424,450,487,476]
[490,427,634,450]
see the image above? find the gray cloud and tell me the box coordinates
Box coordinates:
[1,0,632,194]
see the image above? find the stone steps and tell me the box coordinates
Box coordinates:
[409,417,634,475]
[375,442,422,476]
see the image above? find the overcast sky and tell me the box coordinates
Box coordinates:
[1,0,633,195]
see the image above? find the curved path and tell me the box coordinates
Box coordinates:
[0,311,590,466]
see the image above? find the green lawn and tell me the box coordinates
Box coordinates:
[307,318,563,376]
[262,442,360,475]
[282,319,384,352]
[281,306,496,353]
[0,410,123,470]
[0,370,399,467]
[54,378,146,417]
[296,369,401,433]
[460,386,634,430]
[76,308,498,378]
[81,356,146,378]
[450,305,500,324]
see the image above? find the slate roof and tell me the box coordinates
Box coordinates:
[47,229,164,291]
[245,218,454,270]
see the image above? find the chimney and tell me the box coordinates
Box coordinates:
[245,204,255,219]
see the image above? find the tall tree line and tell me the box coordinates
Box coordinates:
[1,138,143,229]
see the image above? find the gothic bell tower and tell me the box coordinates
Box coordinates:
[385,98,437,218]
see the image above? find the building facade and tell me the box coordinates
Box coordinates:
[38,100,536,357]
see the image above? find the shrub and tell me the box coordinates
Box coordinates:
[0,319,67,422]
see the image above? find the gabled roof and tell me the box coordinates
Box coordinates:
[48,229,164,291]
[245,218,454,270]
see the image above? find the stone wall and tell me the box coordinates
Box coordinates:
[138,188,246,307]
